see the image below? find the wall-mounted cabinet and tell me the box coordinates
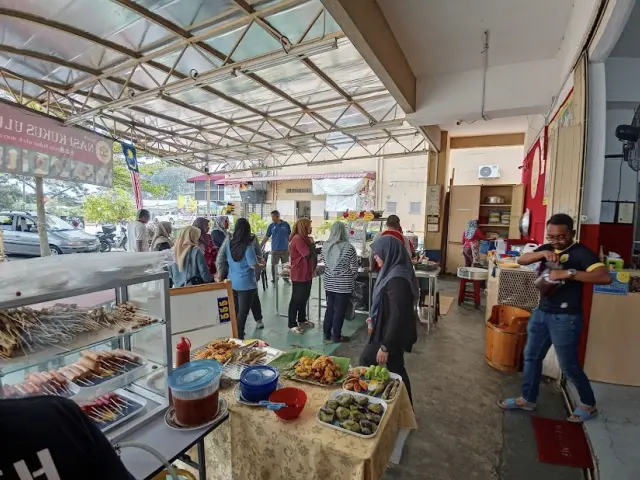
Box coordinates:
[445,184,524,273]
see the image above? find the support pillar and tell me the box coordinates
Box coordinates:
[35,176,51,257]
[425,130,450,254]
[579,61,606,367]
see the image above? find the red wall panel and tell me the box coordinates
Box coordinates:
[521,138,547,243]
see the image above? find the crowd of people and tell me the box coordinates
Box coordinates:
[128,208,420,377]
[123,208,419,398]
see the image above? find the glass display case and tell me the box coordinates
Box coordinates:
[0,272,173,443]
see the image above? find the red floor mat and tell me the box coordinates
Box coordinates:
[531,416,594,469]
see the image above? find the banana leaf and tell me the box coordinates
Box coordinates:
[267,349,351,386]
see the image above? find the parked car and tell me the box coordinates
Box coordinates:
[0,211,100,256]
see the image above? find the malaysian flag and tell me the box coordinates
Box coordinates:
[121,143,143,210]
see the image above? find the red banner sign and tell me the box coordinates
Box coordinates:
[0,102,113,186]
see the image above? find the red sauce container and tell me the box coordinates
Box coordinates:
[175,337,191,368]
[168,360,223,427]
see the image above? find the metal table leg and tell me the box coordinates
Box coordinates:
[274,264,287,318]
[368,273,373,314]
[318,275,322,324]
[197,438,207,480]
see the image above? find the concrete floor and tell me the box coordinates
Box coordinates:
[567,381,640,480]
[252,275,583,480]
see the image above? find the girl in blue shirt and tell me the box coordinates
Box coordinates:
[225,218,264,339]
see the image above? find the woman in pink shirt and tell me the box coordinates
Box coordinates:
[462,219,487,267]
[288,218,317,334]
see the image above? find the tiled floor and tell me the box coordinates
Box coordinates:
[242,276,367,354]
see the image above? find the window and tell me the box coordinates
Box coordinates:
[17,216,37,233]
[386,201,397,214]
[409,202,422,214]
[194,181,225,202]
[0,215,13,231]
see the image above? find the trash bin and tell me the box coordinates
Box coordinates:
[485,305,531,372]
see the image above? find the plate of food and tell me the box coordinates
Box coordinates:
[191,339,240,363]
[268,349,350,386]
[342,366,403,402]
[316,390,387,438]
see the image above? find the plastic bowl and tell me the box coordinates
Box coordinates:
[240,366,279,402]
[268,388,307,420]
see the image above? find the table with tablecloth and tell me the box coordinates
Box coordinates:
[180,379,417,480]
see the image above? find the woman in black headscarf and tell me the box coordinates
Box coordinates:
[217,218,265,339]
[360,235,418,404]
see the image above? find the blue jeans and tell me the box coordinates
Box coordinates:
[521,309,596,406]
[323,291,350,341]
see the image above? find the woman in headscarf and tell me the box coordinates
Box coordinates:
[360,235,418,404]
[219,218,263,339]
[288,218,317,334]
[211,215,230,249]
[322,221,358,343]
[192,217,218,275]
[168,226,213,287]
[150,221,173,252]
[462,219,486,267]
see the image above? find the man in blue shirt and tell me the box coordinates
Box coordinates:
[261,210,291,284]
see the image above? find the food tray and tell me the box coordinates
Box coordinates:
[316,389,388,439]
[89,388,147,433]
[2,378,80,399]
[190,339,282,381]
[268,349,351,387]
[342,367,403,403]
[72,355,148,391]
[223,346,283,381]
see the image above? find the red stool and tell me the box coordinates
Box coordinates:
[458,279,481,308]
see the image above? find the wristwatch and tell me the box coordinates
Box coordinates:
[380,345,388,353]
[567,268,577,278]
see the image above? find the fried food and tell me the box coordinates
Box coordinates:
[192,339,239,363]
[293,355,342,384]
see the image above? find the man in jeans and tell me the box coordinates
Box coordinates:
[498,213,611,422]
[261,210,291,284]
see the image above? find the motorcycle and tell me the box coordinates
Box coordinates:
[97,224,117,253]
[114,225,127,250]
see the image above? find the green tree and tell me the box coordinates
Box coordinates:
[83,190,136,224]
[112,143,168,198]
[248,212,269,239]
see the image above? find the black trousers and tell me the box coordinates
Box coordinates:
[323,291,350,341]
[288,281,312,328]
[233,289,259,340]
[360,342,413,405]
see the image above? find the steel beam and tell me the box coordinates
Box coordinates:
[320,0,416,113]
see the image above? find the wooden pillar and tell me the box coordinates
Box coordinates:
[425,130,450,251]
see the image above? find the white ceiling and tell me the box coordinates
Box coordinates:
[444,116,530,137]
[610,1,640,58]
[377,0,575,77]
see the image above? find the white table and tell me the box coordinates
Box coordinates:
[368,267,440,333]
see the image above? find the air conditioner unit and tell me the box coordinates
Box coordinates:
[478,165,500,179]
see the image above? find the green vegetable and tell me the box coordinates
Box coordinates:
[374,366,382,377]
[335,406,351,420]
[341,420,361,433]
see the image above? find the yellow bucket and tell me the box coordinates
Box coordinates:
[151,468,197,480]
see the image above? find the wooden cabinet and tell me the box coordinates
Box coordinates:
[446,186,480,273]
[445,184,525,274]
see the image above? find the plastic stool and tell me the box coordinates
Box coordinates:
[458,278,481,308]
